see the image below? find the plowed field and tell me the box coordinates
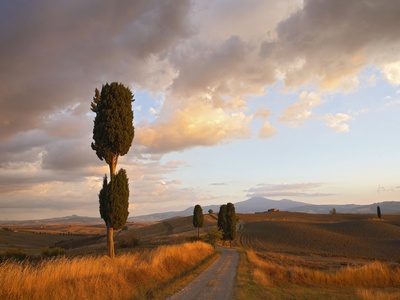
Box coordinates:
[236,213,400,262]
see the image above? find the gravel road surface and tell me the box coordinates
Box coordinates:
[167,246,239,300]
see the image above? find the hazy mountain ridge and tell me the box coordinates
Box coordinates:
[1,199,399,223]
[130,198,400,222]
[0,215,102,225]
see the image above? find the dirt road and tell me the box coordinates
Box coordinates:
[168,246,239,300]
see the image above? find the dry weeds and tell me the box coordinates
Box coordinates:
[0,241,214,300]
[246,250,400,299]
[248,251,400,287]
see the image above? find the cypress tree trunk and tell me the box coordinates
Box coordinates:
[106,156,118,258]
[109,155,118,177]
[107,224,115,258]
[198,227,200,239]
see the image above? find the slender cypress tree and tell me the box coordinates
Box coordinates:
[377,206,382,219]
[91,82,134,258]
[225,202,237,247]
[193,204,204,239]
[217,203,237,247]
[218,204,227,241]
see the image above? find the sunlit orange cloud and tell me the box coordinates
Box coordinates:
[320,66,362,92]
[279,91,323,126]
[258,122,276,139]
[381,61,400,85]
[255,107,272,119]
[136,102,252,153]
[322,113,353,133]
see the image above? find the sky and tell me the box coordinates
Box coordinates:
[1,0,400,220]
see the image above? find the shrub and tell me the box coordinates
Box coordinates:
[205,227,223,248]
[42,247,66,257]
[1,249,28,261]
[117,235,141,248]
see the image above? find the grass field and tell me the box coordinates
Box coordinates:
[0,241,214,300]
[235,212,400,299]
[1,212,400,299]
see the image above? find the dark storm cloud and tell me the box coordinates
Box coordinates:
[0,0,192,142]
[261,0,400,89]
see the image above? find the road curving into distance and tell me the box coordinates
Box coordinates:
[168,246,239,300]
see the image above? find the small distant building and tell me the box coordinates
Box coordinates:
[255,208,280,214]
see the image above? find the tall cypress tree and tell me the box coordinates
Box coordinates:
[218,204,227,241]
[218,203,237,247]
[226,202,237,247]
[91,82,134,258]
[193,204,204,239]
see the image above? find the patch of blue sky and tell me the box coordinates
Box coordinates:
[133,90,164,123]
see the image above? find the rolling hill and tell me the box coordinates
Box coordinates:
[1,198,399,223]
[130,198,400,222]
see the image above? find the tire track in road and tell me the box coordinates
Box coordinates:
[168,246,239,300]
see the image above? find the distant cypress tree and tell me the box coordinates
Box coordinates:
[225,203,237,248]
[377,206,382,219]
[193,204,204,239]
[218,204,227,241]
[217,203,237,247]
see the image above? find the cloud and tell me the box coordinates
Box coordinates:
[192,0,301,41]
[210,182,227,186]
[255,107,272,119]
[322,113,353,133]
[246,183,335,198]
[2,0,400,151]
[381,61,400,85]
[279,91,323,126]
[1,0,400,219]
[258,122,276,139]
[264,0,400,91]
[136,101,253,153]
[0,0,192,142]
[279,92,354,132]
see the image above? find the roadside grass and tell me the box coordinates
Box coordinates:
[236,249,400,300]
[235,249,267,300]
[0,241,214,300]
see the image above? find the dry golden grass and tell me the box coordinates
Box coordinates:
[0,241,214,300]
[245,250,400,299]
[357,289,400,300]
[248,250,400,287]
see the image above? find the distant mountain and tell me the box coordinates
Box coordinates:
[130,197,312,222]
[347,201,400,214]
[289,201,400,214]
[234,197,310,213]
[130,198,400,222]
[0,215,101,225]
[2,199,399,224]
